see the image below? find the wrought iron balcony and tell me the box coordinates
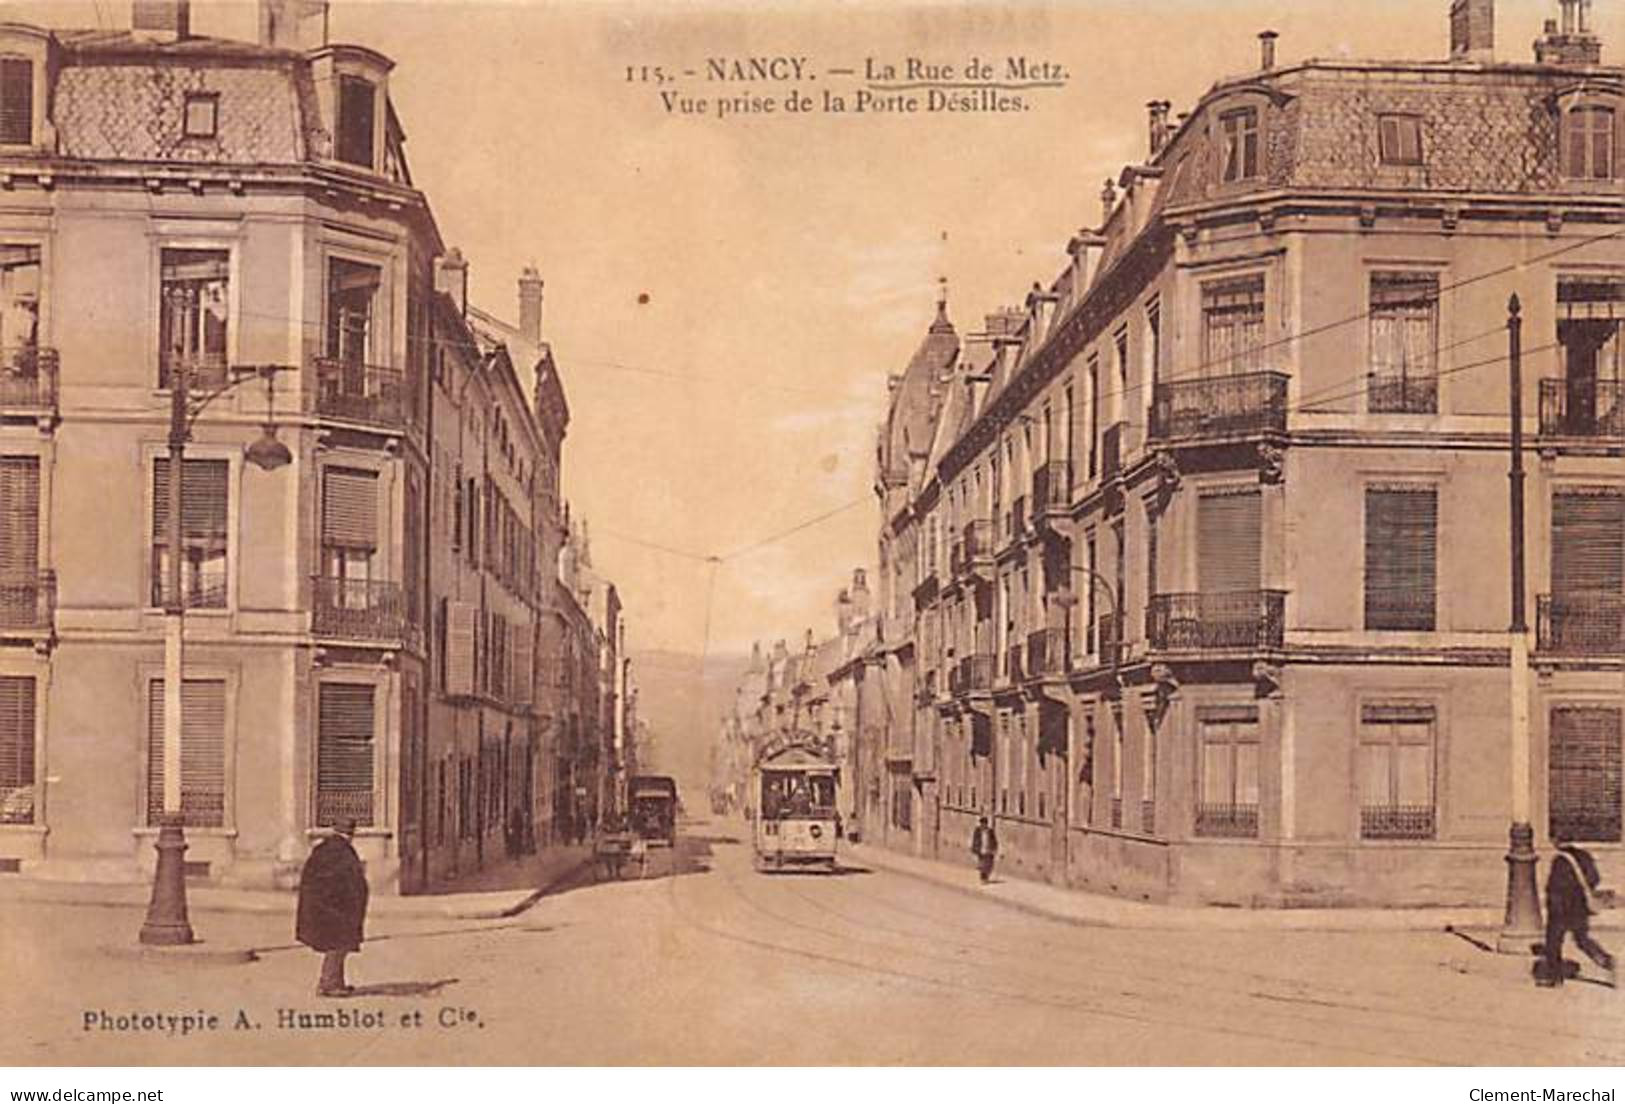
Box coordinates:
[1031,460,1070,518]
[1147,590,1286,651]
[962,520,994,566]
[1537,593,1625,655]
[1150,371,1289,442]
[311,576,408,642]
[1025,628,1067,677]
[310,357,407,431]
[0,346,58,412]
[1101,421,1125,480]
[1361,804,1435,840]
[1195,802,1258,838]
[1367,373,1437,415]
[963,652,995,693]
[158,350,229,392]
[1539,379,1624,438]
[0,569,53,631]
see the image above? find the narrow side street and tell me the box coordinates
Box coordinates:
[5,818,1623,1066]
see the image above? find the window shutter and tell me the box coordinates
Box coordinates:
[0,58,32,146]
[152,458,228,543]
[1364,486,1437,630]
[1550,707,1623,843]
[1197,489,1261,594]
[1552,489,1624,594]
[0,674,34,824]
[511,621,533,706]
[0,456,38,575]
[446,600,476,696]
[322,467,378,550]
[146,678,226,828]
[317,682,374,826]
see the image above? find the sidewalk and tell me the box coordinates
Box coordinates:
[844,842,1552,934]
[7,843,595,922]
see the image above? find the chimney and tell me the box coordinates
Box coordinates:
[436,248,469,317]
[1450,0,1495,62]
[518,265,544,346]
[835,587,854,636]
[259,0,328,49]
[132,0,190,42]
[1535,1,1601,64]
[748,641,764,674]
[1259,30,1279,70]
[1100,178,1117,228]
[1147,100,1168,156]
[849,568,871,620]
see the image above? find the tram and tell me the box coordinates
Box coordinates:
[750,741,839,873]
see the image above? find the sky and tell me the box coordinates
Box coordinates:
[14,0,1625,659]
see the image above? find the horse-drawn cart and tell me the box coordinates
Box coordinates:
[593,831,648,880]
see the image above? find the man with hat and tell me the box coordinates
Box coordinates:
[295,816,370,998]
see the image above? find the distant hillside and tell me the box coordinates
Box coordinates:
[629,648,752,798]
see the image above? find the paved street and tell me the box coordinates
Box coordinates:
[5,818,1624,1066]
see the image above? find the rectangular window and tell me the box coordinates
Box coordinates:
[1197,489,1261,593]
[1201,276,1265,376]
[1550,706,1623,843]
[1364,486,1437,631]
[0,675,34,824]
[1359,703,1436,839]
[1369,273,1439,413]
[1221,107,1260,182]
[320,466,377,588]
[316,682,375,827]
[326,259,381,365]
[0,244,40,361]
[159,249,230,388]
[1555,277,1623,437]
[182,93,218,139]
[336,75,376,169]
[0,58,32,146]
[145,678,227,828]
[151,457,229,609]
[1087,356,1100,479]
[1196,705,1259,837]
[1378,114,1423,165]
[1567,106,1615,181]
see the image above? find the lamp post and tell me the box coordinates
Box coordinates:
[1499,292,1543,953]
[139,303,293,946]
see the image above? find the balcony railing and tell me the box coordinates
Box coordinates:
[1361,804,1435,840]
[311,576,407,642]
[964,652,994,692]
[1367,373,1438,415]
[1147,590,1286,651]
[1150,371,1289,442]
[1195,802,1259,838]
[1537,593,1625,655]
[1550,808,1622,845]
[1032,460,1070,517]
[1025,628,1067,677]
[1539,379,1625,438]
[158,350,229,392]
[0,346,58,411]
[0,570,53,631]
[962,519,994,563]
[310,357,407,431]
[1101,421,1125,479]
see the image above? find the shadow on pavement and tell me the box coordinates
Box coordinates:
[346,978,459,998]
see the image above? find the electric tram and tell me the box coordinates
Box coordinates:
[750,740,839,872]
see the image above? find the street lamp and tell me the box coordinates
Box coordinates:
[139,304,294,946]
[1499,293,1543,952]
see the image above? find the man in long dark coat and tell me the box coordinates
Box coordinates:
[296,817,369,998]
[1537,831,1615,989]
[971,815,999,884]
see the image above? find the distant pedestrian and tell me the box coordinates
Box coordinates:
[1536,832,1616,989]
[295,817,370,998]
[971,815,999,884]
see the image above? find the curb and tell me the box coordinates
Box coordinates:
[100,943,259,966]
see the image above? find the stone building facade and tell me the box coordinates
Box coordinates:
[870,0,1625,907]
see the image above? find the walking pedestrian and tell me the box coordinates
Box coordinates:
[971,815,999,884]
[1536,831,1616,988]
[295,817,370,998]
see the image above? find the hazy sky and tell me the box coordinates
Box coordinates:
[16,0,1624,657]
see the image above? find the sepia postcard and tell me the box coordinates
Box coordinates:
[2,0,1625,1076]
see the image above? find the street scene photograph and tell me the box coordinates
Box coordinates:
[2,0,1625,1081]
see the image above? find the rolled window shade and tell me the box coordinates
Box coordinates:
[1364,486,1437,630]
[152,458,228,543]
[146,678,227,828]
[322,467,378,550]
[1553,489,1624,594]
[1550,707,1623,843]
[0,674,34,823]
[1197,489,1261,595]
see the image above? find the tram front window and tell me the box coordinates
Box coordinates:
[761,772,836,818]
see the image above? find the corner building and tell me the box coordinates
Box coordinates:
[874,0,1625,906]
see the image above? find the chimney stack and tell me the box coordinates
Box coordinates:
[1147,100,1171,156]
[1535,0,1601,64]
[436,248,469,317]
[1100,178,1117,227]
[132,1,190,43]
[518,265,544,346]
[259,0,328,49]
[1259,30,1279,70]
[1450,0,1495,62]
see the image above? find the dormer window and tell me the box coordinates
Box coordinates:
[0,58,32,146]
[336,75,376,169]
[1566,105,1616,181]
[1378,114,1423,165]
[183,93,218,139]
[1220,107,1260,183]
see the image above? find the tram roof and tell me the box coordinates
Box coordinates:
[756,744,835,771]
